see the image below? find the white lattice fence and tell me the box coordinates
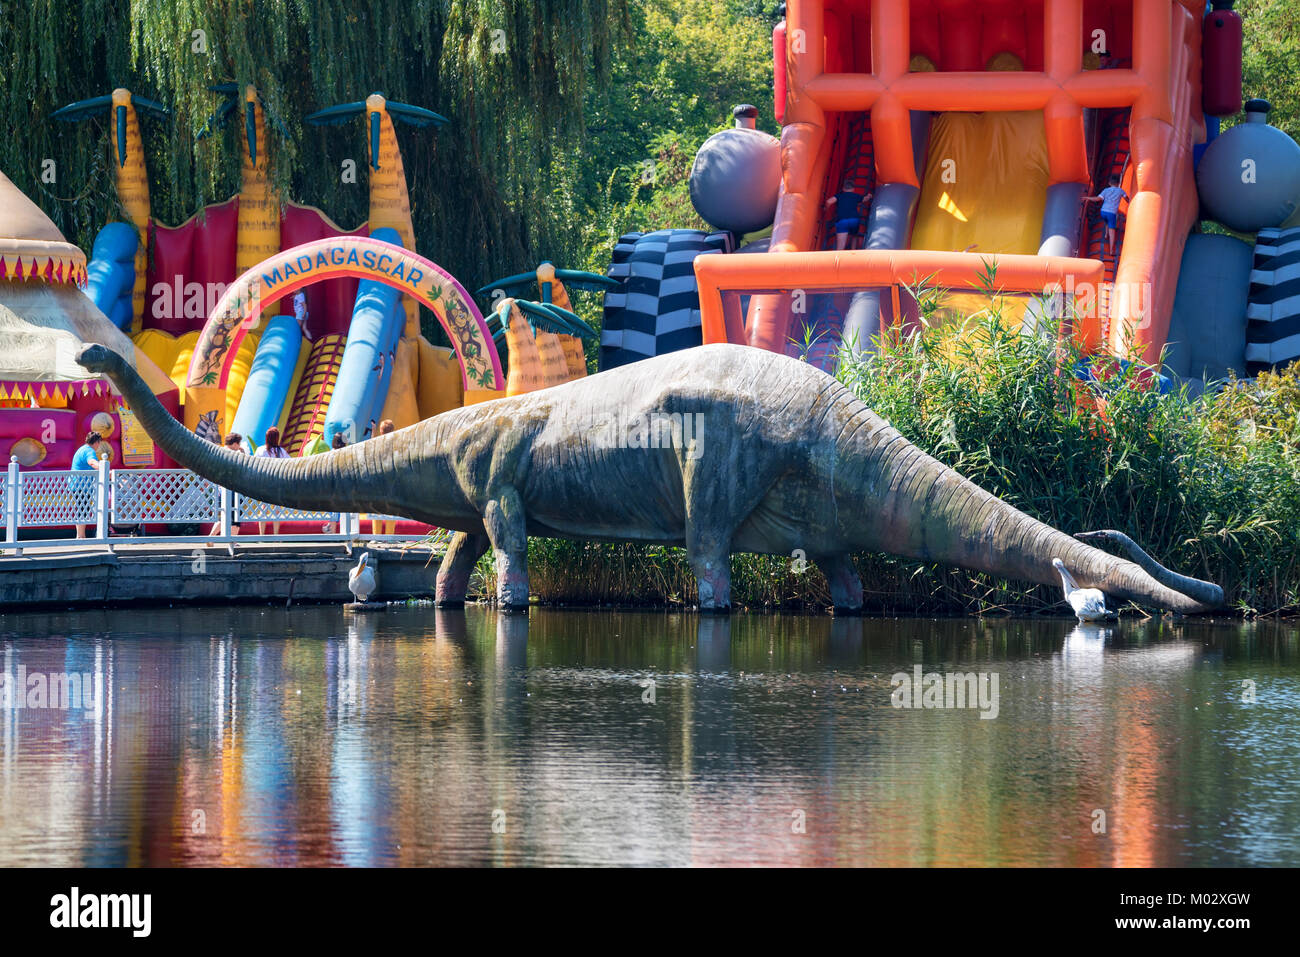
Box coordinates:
[5,461,434,546]
[18,470,98,526]
[235,497,339,523]
[112,470,220,524]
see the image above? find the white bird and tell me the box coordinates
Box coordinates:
[1052,557,1115,622]
[348,551,377,603]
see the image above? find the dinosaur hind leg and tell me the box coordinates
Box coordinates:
[687,533,733,613]
[483,489,530,611]
[436,531,490,606]
[817,554,864,614]
[681,465,777,615]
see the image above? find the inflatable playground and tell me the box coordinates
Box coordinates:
[603,0,1300,392]
[1,86,609,534]
[4,1,1300,527]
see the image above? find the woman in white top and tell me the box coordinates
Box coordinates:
[253,426,291,535]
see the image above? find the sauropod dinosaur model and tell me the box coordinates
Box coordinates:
[77,342,1222,614]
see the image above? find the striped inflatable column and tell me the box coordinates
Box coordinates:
[600,229,735,370]
[503,301,544,396]
[365,94,424,419]
[1246,226,1300,373]
[236,87,281,325]
[545,273,589,380]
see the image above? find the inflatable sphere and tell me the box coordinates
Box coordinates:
[690,106,781,235]
[1197,99,1300,233]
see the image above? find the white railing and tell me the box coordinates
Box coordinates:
[2,457,428,556]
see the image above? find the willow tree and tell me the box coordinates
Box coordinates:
[0,0,630,322]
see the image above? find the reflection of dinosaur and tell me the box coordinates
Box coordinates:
[83,342,1223,616]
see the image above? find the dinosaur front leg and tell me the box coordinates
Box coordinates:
[817,554,864,614]
[436,531,490,606]
[687,527,733,613]
[483,489,530,610]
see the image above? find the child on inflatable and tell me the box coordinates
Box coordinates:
[824,177,871,251]
[1086,175,1128,257]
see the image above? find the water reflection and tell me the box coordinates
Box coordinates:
[0,608,1296,867]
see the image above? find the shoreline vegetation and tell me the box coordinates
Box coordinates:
[475,298,1300,619]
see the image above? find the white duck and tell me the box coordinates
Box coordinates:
[1052,557,1115,622]
[348,551,377,603]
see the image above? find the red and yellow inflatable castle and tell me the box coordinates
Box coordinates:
[0,169,179,470]
[64,87,507,461]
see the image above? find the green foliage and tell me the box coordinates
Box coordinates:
[839,298,1300,616]
[1239,0,1300,137]
[573,0,775,269]
[0,0,776,339]
[0,0,630,314]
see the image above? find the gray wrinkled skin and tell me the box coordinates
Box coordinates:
[78,342,1222,614]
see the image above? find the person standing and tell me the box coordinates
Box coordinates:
[374,420,398,536]
[1086,175,1129,257]
[221,432,247,536]
[71,431,105,539]
[293,290,313,342]
[321,432,348,534]
[824,177,870,251]
[253,426,291,535]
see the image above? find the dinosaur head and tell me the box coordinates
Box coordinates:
[75,343,116,375]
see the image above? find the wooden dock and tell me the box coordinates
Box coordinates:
[0,540,449,608]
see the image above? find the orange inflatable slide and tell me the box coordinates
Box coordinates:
[698,0,1210,367]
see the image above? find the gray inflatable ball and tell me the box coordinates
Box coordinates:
[1164,232,1253,393]
[1197,99,1300,233]
[690,126,781,235]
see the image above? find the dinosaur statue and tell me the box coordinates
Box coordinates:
[77,342,1223,615]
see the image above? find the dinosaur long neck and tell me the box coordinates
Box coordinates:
[840,411,1214,614]
[95,346,465,521]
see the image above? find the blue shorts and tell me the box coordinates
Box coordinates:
[1100,209,1118,230]
[835,217,861,235]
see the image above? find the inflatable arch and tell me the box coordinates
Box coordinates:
[183,236,504,431]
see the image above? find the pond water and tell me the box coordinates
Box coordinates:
[0,606,1296,867]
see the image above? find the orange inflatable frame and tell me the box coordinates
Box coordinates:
[701,0,1207,364]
